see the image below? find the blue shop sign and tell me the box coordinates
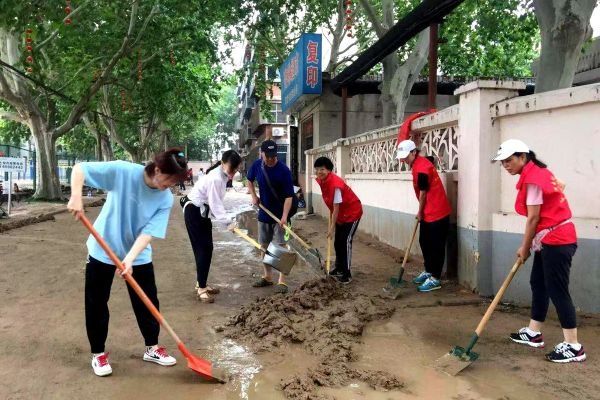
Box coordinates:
[280,33,322,112]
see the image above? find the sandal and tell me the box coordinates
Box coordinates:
[194,282,221,295]
[196,289,214,303]
[274,283,289,294]
[205,285,220,295]
[252,277,274,288]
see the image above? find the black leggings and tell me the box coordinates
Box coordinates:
[530,244,577,329]
[184,204,214,288]
[85,256,160,354]
[334,219,360,277]
[419,216,449,279]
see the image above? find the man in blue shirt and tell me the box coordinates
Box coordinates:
[247,140,294,293]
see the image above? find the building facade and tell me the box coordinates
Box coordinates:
[235,44,291,174]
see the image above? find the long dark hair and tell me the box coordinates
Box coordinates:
[145,148,188,180]
[515,151,547,168]
[206,149,242,174]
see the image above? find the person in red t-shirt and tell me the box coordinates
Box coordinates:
[493,139,585,363]
[314,157,363,284]
[396,140,451,292]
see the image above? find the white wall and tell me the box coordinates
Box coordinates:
[494,87,600,225]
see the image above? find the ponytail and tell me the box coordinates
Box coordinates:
[527,151,547,168]
[514,150,547,168]
[206,160,222,174]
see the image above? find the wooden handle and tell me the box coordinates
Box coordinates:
[78,212,182,345]
[258,203,312,250]
[401,219,419,269]
[233,227,263,250]
[474,258,523,336]
[326,213,332,274]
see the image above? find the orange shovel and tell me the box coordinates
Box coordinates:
[78,212,227,383]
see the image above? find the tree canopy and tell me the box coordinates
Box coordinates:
[0,0,246,198]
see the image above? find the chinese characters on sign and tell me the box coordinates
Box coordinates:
[280,33,322,112]
[0,157,27,173]
[306,40,319,89]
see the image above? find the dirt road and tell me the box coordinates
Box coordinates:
[1,191,598,399]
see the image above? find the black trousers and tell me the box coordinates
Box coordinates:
[419,216,449,280]
[184,204,214,288]
[530,244,577,329]
[334,219,360,277]
[85,256,160,354]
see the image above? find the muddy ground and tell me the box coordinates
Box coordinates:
[1,190,599,399]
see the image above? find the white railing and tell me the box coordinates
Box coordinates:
[347,127,400,173]
[306,105,459,174]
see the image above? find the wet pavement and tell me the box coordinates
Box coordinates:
[1,190,600,399]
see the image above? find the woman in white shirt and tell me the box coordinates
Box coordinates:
[180,150,242,302]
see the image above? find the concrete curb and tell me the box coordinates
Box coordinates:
[0,198,105,233]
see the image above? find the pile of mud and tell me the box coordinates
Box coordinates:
[220,278,403,399]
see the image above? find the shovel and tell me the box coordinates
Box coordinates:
[232,227,297,274]
[326,213,332,275]
[258,204,324,272]
[78,213,227,383]
[435,258,524,376]
[384,218,419,291]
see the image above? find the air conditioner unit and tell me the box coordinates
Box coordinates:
[272,127,285,137]
[286,115,297,127]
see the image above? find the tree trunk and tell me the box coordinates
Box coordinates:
[101,135,113,161]
[84,114,107,161]
[1,29,63,199]
[30,117,62,199]
[380,54,399,125]
[359,0,430,125]
[390,29,430,123]
[327,0,346,73]
[533,0,596,93]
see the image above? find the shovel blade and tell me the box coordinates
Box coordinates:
[434,346,479,376]
[387,276,407,288]
[288,240,323,272]
[267,251,297,275]
[178,343,228,383]
[187,356,228,383]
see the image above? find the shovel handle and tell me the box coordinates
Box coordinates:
[258,204,313,250]
[233,227,263,251]
[402,218,419,269]
[474,258,523,337]
[326,213,332,274]
[77,213,183,346]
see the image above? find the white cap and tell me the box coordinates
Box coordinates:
[396,140,417,159]
[492,139,530,161]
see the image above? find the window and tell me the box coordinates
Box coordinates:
[270,103,286,124]
[277,144,288,166]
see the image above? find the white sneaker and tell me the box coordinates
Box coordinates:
[91,352,112,377]
[143,345,177,366]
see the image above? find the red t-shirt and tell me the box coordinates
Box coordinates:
[515,161,576,245]
[411,156,451,222]
[316,172,363,224]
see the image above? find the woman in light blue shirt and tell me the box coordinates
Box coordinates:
[67,148,187,377]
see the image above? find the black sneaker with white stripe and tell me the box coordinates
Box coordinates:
[509,327,545,348]
[328,267,344,278]
[335,273,352,284]
[545,342,586,363]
